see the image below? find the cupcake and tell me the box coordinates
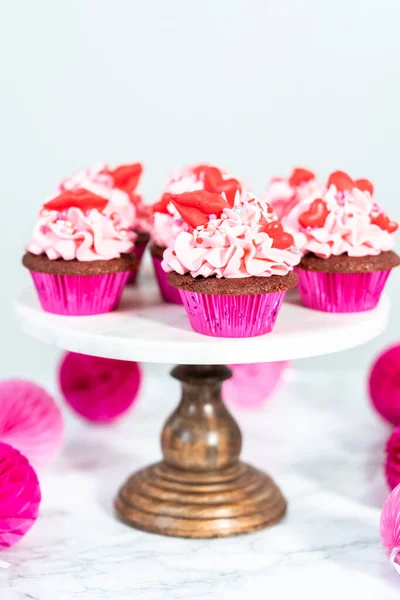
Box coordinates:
[23,185,137,315]
[283,170,400,312]
[151,164,244,303]
[265,167,319,220]
[55,162,150,284]
[162,190,300,337]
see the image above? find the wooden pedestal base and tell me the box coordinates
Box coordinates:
[116,460,286,538]
[115,365,287,538]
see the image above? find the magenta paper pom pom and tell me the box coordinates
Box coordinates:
[385,426,400,490]
[380,484,400,574]
[0,380,63,470]
[0,442,41,548]
[59,352,142,423]
[369,344,400,425]
[224,362,289,409]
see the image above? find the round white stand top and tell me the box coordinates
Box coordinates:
[15,271,389,365]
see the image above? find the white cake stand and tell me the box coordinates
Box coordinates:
[16,272,389,539]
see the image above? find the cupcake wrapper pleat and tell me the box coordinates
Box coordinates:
[296,269,391,313]
[30,271,130,315]
[179,290,286,338]
[152,256,183,304]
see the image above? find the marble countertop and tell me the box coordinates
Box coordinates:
[2,366,399,600]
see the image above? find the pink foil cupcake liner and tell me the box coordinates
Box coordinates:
[178,291,286,337]
[296,269,391,313]
[152,256,183,304]
[30,271,130,315]
[127,244,147,285]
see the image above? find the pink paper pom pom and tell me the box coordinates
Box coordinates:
[224,362,289,409]
[385,426,400,490]
[0,380,64,470]
[0,442,41,548]
[369,344,400,425]
[59,352,142,423]
[380,484,400,574]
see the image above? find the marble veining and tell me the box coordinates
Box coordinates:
[1,367,399,600]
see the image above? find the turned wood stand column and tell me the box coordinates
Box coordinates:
[115,365,287,538]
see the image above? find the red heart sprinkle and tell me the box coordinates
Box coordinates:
[152,193,173,215]
[44,189,108,213]
[354,178,374,195]
[288,168,315,187]
[201,166,241,207]
[298,199,329,228]
[327,171,354,193]
[169,190,229,229]
[191,164,213,177]
[370,212,398,233]
[262,220,295,250]
[104,163,143,193]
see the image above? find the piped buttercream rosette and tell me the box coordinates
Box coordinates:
[162,190,300,279]
[55,161,150,234]
[265,167,320,220]
[284,170,400,313]
[283,170,398,258]
[26,187,136,262]
[151,163,246,249]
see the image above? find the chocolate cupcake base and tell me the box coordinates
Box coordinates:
[22,252,138,276]
[298,250,400,273]
[150,243,166,260]
[168,271,298,296]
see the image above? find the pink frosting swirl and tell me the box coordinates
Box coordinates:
[162,196,300,278]
[152,164,248,248]
[56,163,113,192]
[54,163,152,233]
[26,187,136,262]
[151,167,210,248]
[265,169,320,220]
[283,183,398,258]
[152,208,189,249]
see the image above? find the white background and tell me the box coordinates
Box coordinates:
[1,0,399,380]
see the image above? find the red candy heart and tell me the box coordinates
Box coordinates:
[152,193,172,215]
[44,189,108,213]
[327,171,374,196]
[370,212,398,233]
[191,164,213,177]
[201,166,241,207]
[298,199,329,228]
[354,178,374,195]
[288,168,315,187]
[327,171,354,193]
[262,220,295,250]
[170,190,229,229]
[104,163,143,193]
